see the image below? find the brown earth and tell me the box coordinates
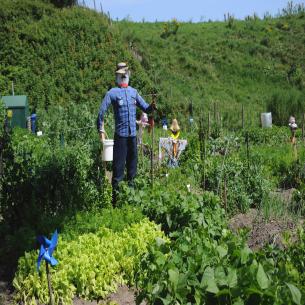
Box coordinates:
[229,208,299,250]
[73,285,146,305]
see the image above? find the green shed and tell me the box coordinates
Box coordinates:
[1,95,29,129]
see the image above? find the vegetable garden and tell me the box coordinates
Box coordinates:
[1,113,305,304]
[1,1,305,304]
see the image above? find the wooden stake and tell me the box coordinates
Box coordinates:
[151,95,156,188]
[46,263,54,305]
[203,130,207,190]
[208,112,211,137]
[216,112,220,131]
[199,118,205,190]
[223,174,227,214]
[246,132,250,170]
[199,119,204,162]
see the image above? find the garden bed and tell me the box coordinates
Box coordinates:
[229,208,302,250]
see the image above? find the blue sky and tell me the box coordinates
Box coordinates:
[84,0,304,22]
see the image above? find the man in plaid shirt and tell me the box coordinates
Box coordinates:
[97,62,155,206]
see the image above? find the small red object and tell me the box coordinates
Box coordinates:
[148,117,154,127]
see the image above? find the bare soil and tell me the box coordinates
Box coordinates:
[229,208,299,250]
[73,285,146,305]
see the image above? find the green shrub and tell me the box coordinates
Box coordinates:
[49,0,77,8]
[241,127,290,145]
[1,128,109,231]
[204,155,270,214]
[266,89,305,126]
[118,178,223,234]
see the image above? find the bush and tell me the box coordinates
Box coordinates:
[0,128,109,232]
[266,89,305,126]
[49,0,77,8]
[241,127,289,145]
[118,179,223,234]
[205,156,270,214]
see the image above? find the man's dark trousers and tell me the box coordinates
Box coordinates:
[112,133,137,205]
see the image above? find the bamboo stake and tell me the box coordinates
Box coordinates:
[208,112,211,137]
[203,130,207,190]
[223,174,227,214]
[246,131,250,170]
[46,263,54,305]
[199,117,205,190]
[150,95,156,188]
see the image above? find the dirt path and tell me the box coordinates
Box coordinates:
[73,285,145,305]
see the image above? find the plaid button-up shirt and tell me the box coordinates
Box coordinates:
[97,86,152,137]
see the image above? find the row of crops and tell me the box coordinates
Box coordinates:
[1,119,305,304]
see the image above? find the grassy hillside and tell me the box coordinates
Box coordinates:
[0,1,305,128]
[0,0,154,113]
[118,9,305,126]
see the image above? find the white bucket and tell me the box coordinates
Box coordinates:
[261,112,272,128]
[102,139,114,161]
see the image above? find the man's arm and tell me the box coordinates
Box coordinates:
[97,92,112,141]
[135,91,156,113]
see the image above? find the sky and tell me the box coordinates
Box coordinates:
[84,0,305,22]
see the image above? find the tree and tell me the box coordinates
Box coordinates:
[50,0,77,8]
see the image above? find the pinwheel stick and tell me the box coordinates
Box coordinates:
[46,262,55,305]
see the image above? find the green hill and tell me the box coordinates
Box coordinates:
[118,10,305,126]
[0,0,153,112]
[0,1,305,127]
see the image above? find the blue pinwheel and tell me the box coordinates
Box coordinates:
[37,230,58,271]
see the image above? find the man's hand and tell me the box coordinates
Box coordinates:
[99,131,105,142]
